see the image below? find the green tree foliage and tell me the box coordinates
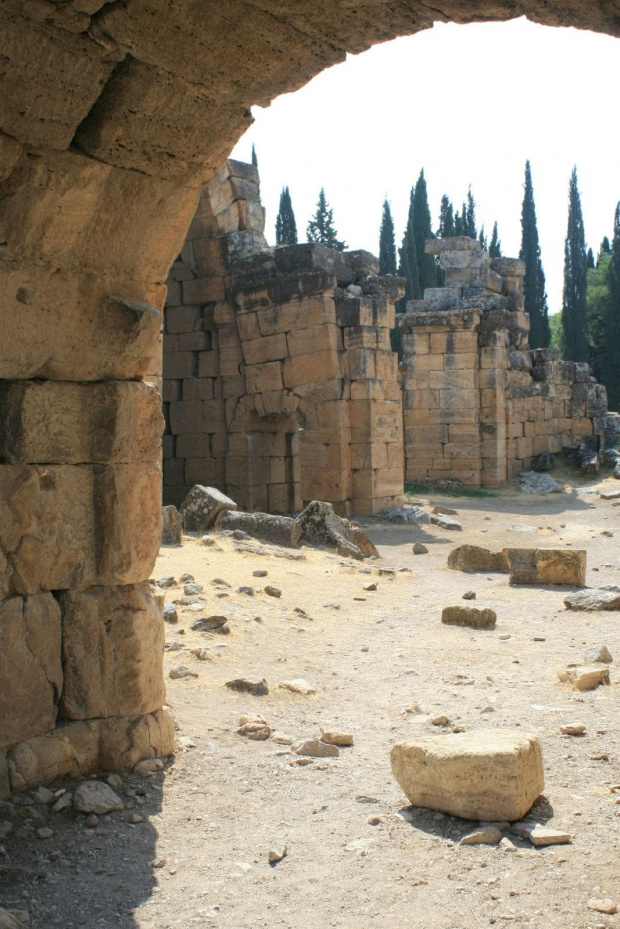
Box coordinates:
[454,210,465,237]
[489,222,502,258]
[438,195,455,237]
[589,203,620,410]
[587,248,595,269]
[549,313,563,350]
[397,188,421,307]
[561,167,589,362]
[378,199,397,275]
[520,161,550,349]
[251,144,258,168]
[463,187,477,239]
[306,188,346,251]
[599,236,611,262]
[412,170,437,292]
[275,186,298,246]
[478,226,487,251]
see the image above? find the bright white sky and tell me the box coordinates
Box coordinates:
[232,17,620,314]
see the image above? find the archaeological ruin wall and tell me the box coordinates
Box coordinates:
[399,238,618,487]
[162,160,404,517]
[2,0,620,798]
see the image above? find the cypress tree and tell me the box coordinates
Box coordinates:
[454,210,465,237]
[275,186,298,246]
[251,144,258,169]
[597,203,620,410]
[306,188,346,251]
[463,188,477,239]
[478,226,487,250]
[520,161,550,349]
[379,199,397,275]
[396,188,421,309]
[489,222,502,258]
[587,248,595,269]
[561,167,589,362]
[438,195,455,237]
[412,170,437,291]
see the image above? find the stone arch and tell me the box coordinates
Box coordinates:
[1,2,619,791]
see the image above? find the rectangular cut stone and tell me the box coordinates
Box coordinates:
[0,463,161,595]
[0,263,163,381]
[504,548,586,587]
[0,381,163,464]
[241,333,288,365]
[283,351,341,388]
[0,593,62,751]
[59,583,165,720]
[256,295,334,336]
[391,729,544,821]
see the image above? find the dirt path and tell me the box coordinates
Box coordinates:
[1,480,619,929]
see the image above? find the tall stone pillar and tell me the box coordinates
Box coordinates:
[0,142,197,794]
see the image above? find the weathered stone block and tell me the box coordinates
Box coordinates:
[0,463,162,595]
[241,333,288,365]
[58,583,165,721]
[181,484,237,532]
[0,381,163,464]
[0,594,62,751]
[504,548,586,587]
[161,504,183,544]
[441,605,497,629]
[448,545,509,573]
[391,730,544,821]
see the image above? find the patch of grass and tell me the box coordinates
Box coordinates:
[404,481,498,499]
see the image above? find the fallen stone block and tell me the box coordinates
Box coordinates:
[504,548,586,587]
[600,488,620,500]
[583,644,613,663]
[459,826,503,846]
[564,587,620,611]
[161,505,183,545]
[386,506,429,525]
[218,510,301,548]
[432,505,458,516]
[430,514,462,531]
[181,485,237,532]
[293,738,339,758]
[558,665,610,691]
[73,781,123,815]
[448,545,509,573]
[225,677,269,696]
[520,471,561,494]
[441,605,497,630]
[390,729,544,821]
[347,525,379,558]
[321,730,353,747]
[278,679,316,695]
[511,822,572,846]
[296,500,373,560]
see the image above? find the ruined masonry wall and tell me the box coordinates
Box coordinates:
[162,161,404,517]
[399,238,613,487]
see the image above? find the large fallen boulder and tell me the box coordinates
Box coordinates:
[441,605,497,629]
[430,513,462,531]
[161,505,183,545]
[448,545,509,573]
[386,506,429,525]
[504,548,586,587]
[520,471,561,494]
[390,729,544,822]
[347,524,379,558]
[180,485,237,532]
[564,587,620,611]
[218,510,302,548]
[296,501,374,560]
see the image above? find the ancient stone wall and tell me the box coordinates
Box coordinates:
[162,161,404,517]
[399,238,617,487]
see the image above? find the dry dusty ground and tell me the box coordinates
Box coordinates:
[1,475,619,929]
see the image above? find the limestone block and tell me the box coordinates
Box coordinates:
[391,730,544,821]
[246,362,284,393]
[273,244,353,285]
[283,351,341,388]
[254,293,335,335]
[448,545,509,573]
[0,594,62,751]
[218,510,302,547]
[0,263,163,381]
[58,583,165,720]
[181,484,237,532]
[7,720,100,792]
[441,605,497,629]
[241,333,288,365]
[0,381,162,464]
[169,399,204,435]
[161,505,183,544]
[287,323,340,356]
[0,463,162,595]
[184,458,218,488]
[504,549,586,587]
[297,501,367,560]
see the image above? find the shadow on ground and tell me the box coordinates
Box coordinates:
[0,766,171,929]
